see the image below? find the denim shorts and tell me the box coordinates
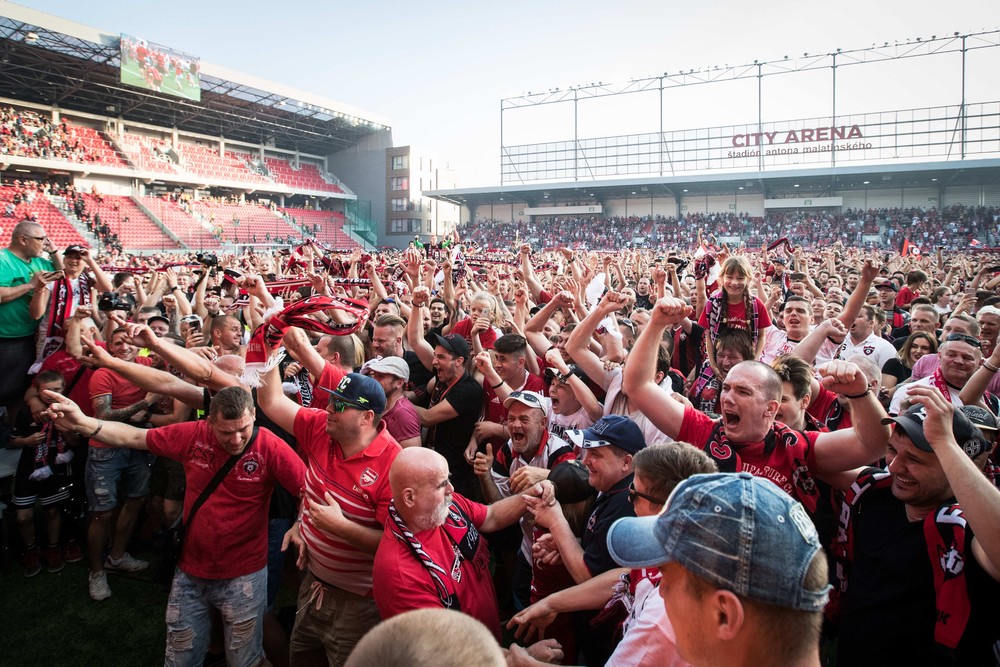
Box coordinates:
[85,446,153,512]
[165,566,267,667]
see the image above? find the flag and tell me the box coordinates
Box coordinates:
[899,238,912,257]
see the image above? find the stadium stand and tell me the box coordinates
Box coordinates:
[264,156,344,193]
[63,121,131,169]
[112,132,179,174]
[0,184,86,247]
[140,196,222,250]
[184,199,301,244]
[70,193,176,249]
[179,142,272,187]
[282,207,356,247]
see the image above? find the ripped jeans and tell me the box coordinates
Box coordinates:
[164,566,267,667]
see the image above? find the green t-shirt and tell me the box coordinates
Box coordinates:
[0,248,54,338]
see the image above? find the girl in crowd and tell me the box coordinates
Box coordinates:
[880,331,938,401]
[698,255,771,378]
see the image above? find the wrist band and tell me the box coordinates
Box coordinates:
[84,420,104,439]
[844,387,871,400]
[491,380,504,389]
[983,361,999,373]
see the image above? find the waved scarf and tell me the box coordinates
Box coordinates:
[386,499,482,610]
[931,367,958,403]
[831,468,971,661]
[689,360,721,413]
[706,288,760,347]
[30,272,92,374]
[242,295,369,387]
[703,419,818,512]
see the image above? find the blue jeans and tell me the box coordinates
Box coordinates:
[164,566,267,667]
[85,447,152,512]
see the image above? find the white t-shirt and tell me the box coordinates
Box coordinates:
[836,332,897,370]
[608,573,690,667]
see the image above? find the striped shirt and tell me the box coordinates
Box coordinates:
[294,408,401,596]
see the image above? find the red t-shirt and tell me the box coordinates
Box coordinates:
[308,361,347,410]
[373,493,499,638]
[677,406,820,506]
[450,317,498,350]
[146,421,305,580]
[806,385,853,431]
[39,346,103,417]
[895,286,919,308]
[294,408,401,596]
[88,356,154,447]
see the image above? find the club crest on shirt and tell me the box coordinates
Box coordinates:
[242,457,259,476]
[359,467,378,487]
[863,345,875,355]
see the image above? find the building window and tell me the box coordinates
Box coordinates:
[391,155,408,170]
[390,176,408,191]
[391,198,408,212]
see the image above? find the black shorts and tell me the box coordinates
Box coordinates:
[149,456,186,501]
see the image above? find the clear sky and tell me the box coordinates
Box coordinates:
[14,0,1000,186]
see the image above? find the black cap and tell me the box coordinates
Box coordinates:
[882,404,988,459]
[548,460,596,503]
[426,332,470,361]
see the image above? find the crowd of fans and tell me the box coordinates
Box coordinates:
[0,108,94,163]
[462,205,1000,253]
[4,214,1000,667]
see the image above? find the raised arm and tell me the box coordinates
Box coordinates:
[621,296,690,440]
[255,365,301,436]
[565,291,627,391]
[80,336,204,408]
[811,360,890,475]
[44,390,149,450]
[406,287,436,371]
[838,260,878,328]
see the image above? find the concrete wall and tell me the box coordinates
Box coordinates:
[327,130,393,238]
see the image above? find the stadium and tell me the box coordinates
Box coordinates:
[4,2,1000,665]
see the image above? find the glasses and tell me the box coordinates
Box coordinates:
[946,333,982,348]
[330,399,366,412]
[23,235,47,241]
[628,482,666,506]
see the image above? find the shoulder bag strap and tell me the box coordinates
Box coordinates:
[184,426,259,529]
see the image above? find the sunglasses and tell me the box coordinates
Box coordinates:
[509,391,541,404]
[330,399,366,412]
[628,482,666,506]
[946,333,982,348]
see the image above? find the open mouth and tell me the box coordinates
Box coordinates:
[723,411,741,427]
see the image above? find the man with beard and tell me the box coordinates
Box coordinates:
[372,447,551,638]
[833,389,1000,666]
[259,370,401,667]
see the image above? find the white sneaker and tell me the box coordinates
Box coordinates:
[105,552,149,572]
[89,571,112,601]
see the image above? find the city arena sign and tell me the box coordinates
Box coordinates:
[729,125,872,158]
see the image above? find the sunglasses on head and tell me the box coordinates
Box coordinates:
[627,482,666,506]
[509,391,541,404]
[946,333,982,348]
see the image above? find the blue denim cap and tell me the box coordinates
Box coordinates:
[319,372,386,414]
[607,472,830,612]
[565,415,645,455]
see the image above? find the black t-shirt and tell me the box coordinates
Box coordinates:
[838,485,1000,666]
[427,371,482,497]
[404,349,434,395]
[881,357,911,384]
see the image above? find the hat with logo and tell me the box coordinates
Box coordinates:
[874,279,899,292]
[882,403,988,458]
[503,390,549,416]
[319,372,386,414]
[426,332,470,361]
[960,405,998,432]
[63,244,86,256]
[607,472,831,612]
[565,415,645,455]
[361,356,410,381]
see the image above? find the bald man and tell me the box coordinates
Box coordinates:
[372,448,552,638]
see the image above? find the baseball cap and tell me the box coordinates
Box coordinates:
[426,332,470,361]
[874,279,899,292]
[607,472,831,612]
[503,390,549,417]
[318,372,386,414]
[882,403,988,458]
[544,364,587,384]
[146,315,170,328]
[960,405,998,432]
[361,355,410,381]
[63,244,86,256]
[771,256,787,265]
[548,460,596,503]
[565,415,645,455]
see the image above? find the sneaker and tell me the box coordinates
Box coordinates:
[42,545,65,573]
[63,540,84,564]
[104,552,149,573]
[89,570,112,601]
[23,547,41,578]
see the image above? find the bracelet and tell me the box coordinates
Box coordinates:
[983,361,1000,374]
[84,420,104,439]
[490,380,504,389]
[844,387,871,400]
[171,286,182,292]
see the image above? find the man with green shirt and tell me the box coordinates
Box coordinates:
[0,220,61,412]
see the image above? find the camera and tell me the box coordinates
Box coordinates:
[196,253,218,267]
[97,292,134,312]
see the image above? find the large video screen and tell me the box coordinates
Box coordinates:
[120,35,201,102]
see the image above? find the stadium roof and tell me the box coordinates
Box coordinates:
[0,1,391,156]
[427,158,1000,209]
